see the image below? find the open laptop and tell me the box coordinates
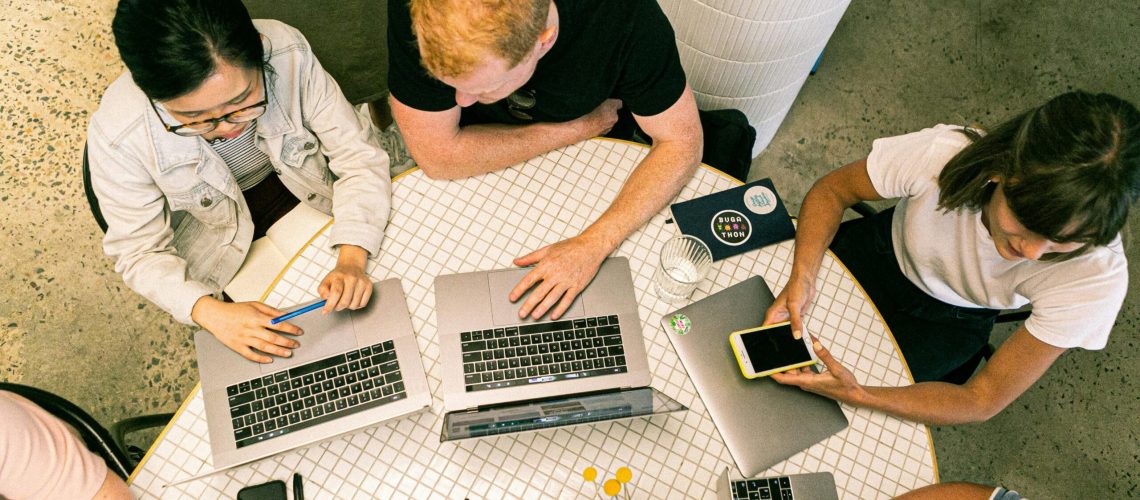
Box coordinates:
[194,279,431,471]
[435,257,685,439]
[661,276,848,477]
[716,468,839,500]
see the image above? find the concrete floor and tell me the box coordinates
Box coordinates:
[1,1,1136,498]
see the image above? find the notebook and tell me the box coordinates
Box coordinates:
[668,178,796,261]
[224,203,331,302]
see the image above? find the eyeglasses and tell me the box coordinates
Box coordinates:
[150,71,268,137]
[506,89,536,120]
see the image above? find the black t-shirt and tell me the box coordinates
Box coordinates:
[387,0,687,126]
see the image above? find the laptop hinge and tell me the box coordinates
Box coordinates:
[458,386,642,414]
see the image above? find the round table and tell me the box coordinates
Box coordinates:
[129,138,937,499]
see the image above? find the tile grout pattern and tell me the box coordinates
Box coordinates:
[130,140,934,499]
[5,1,1136,498]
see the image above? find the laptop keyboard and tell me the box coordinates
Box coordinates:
[225,341,406,449]
[460,315,628,392]
[732,477,794,500]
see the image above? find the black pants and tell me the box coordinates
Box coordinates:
[244,173,300,240]
[829,208,999,382]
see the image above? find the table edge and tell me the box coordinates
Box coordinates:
[823,249,940,483]
[127,137,939,487]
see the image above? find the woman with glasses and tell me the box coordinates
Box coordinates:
[87,0,392,363]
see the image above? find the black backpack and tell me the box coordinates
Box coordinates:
[608,107,757,182]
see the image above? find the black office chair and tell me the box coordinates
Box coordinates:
[82,143,109,233]
[839,202,1028,385]
[0,383,173,480]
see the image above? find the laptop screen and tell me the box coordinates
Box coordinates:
[441,388,685,441]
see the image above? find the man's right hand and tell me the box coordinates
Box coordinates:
[191,296,303,363]
[575,99,623,139]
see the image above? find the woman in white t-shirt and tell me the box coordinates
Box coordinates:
[764,91,1139,424]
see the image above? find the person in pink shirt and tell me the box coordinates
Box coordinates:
[0,391,132,500]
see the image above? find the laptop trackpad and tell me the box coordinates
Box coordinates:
[487,268,585,325]
[260,308,357,374]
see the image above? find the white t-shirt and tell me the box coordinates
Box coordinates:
[865,124,1128,350]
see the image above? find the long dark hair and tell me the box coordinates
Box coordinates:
[938,91,1140,258]
[112,0,264,101]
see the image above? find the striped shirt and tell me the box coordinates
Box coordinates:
[209,122,274,191]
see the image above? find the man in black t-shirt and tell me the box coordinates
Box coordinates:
[388,0,702,321]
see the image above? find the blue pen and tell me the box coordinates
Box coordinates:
[270,300,327,325]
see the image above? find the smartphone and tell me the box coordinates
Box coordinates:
[729,322,816,378]
[237,480,287,500]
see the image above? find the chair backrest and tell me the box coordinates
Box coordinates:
[0,383,132,479]
[82,143,109,233]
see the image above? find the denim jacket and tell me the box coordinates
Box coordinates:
[87,20,391,324]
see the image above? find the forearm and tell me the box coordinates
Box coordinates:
[894,482,998,500]
[120,253,217,324]
[335,244,370,270]
[325,127,392,255]
[419,121,588,179]
[850,382,998,425]
[582,138,700,251]
[789,180,855,281]
[103,209,217,324]
[305,58,392,255]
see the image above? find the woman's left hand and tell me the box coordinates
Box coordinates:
[771,337,865,404]
[318,244,373,312]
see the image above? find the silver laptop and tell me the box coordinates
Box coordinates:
[195,279,431,470]
[661,276,848,477]
[435,257,677,436]
[716,468,839,500]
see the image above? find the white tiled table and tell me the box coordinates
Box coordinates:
[129,138,937,499]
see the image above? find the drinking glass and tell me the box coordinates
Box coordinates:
[653,235,712,303]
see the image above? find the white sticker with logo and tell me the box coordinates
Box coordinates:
[744,185,778,215]
[711,209,751,246]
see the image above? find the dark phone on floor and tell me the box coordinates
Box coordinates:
[237,480,287,500]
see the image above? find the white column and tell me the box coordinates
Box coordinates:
[659,0,851,157]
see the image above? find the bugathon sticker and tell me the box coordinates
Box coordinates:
[711,209,751,246]
[744,185,778,215]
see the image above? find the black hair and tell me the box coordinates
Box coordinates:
[938,91,1140,259]
[112,0,264,101]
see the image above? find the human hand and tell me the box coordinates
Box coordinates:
[510,234,610,320]
[763,273,816,338]
[191,296,303,363]
[771,337,864,403]
[575,99,623,140]
[318,244,373,313]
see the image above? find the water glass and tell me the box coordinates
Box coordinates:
[653,235,712,303]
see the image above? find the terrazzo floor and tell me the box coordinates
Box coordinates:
[1,1,1136,498]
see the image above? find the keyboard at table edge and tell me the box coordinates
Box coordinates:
[224,340,406,448]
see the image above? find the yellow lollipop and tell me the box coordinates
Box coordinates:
[603,479,621,497]
[582,466,598,482]
[616,466,632,483]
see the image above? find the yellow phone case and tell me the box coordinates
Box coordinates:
[729,322,816,379]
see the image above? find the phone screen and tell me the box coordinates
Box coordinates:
[741,324,812,372]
